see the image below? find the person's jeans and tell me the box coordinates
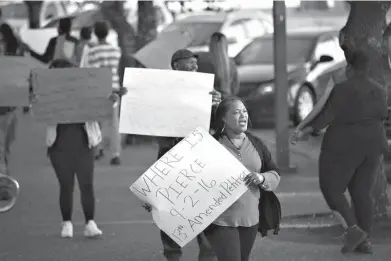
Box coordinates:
[319,150,382,235]
[160,230,216,261]
[98,103,122,158]
[203,224,258,261]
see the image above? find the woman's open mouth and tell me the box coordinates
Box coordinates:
[239,119,247,125]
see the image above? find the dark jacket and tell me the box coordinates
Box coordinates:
[30,34,79,64]
[196,52,240,99]
[245,132,282,237]
[309,74,388,154]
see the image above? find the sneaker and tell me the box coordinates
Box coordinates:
[84,220,102,238]
[110,157,121,166]
[341,226,367,254]
[61,221,73,238]
[355,239,373,254]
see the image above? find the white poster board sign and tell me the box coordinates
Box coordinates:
[119,68,214,137]
[130,127,250,247]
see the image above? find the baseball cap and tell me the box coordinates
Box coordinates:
[171,49,198,68]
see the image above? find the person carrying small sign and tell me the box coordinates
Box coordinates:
[32,58,124,239]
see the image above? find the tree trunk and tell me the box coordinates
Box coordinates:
[24,1,43,28]
[340,1,391,220]
[100,1,158,145]
[137,1,157,50]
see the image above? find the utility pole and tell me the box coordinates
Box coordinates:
[273,0,296,173]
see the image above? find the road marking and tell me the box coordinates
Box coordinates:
[276,192,323,198]
[70,219,337,229]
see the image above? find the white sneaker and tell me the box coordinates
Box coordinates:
[84,220,103,238]
[61,221,73,238]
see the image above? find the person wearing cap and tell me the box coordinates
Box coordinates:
[143,49,220,261]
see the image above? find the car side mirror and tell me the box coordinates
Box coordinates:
[319,55,334,63]
[311,55,334,69]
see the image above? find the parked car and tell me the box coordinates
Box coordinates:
[18,0,173,55]
[0,0,73,34]
[234,27,346,126]
[161,10,273,58]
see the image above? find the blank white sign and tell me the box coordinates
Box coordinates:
[119,68,214,137]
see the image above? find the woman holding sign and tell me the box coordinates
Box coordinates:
[204,97,280,261]
[40,58,124,239]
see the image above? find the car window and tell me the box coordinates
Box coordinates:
[0,3,28,19]
[155,6,165,25]
[224,20,246,43]
[45,2,58,20]
[162,21,223,46]
[236,37,315,65]
[242,19,267,38]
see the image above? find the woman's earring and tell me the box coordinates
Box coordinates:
[221,123,225,133]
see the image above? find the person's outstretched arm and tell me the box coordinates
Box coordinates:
[29,37,56,64]
[296,80,334,131]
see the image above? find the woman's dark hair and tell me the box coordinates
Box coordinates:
[0,23,18,55]
[209,32,230,96]
[49,58,76,69]
[213,96,248,138]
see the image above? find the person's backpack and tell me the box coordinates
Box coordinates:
[53,35,78,63]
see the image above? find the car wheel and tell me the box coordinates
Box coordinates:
[293,85,315,126]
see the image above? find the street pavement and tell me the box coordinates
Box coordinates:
[1,111,390,261]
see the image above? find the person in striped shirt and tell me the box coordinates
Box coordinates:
[87,21,125,166]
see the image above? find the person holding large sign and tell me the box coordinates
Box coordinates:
[154,49,222,261]
[38,59,121,239]
[198,97,280,261]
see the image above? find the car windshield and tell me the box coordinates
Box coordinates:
[0,3,28,19]
[44,10,102,29]
[161,21,223,47]
[236,36,316,65]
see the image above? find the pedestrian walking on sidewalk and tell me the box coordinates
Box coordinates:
[291,50,388,254]
[41,58,122,238]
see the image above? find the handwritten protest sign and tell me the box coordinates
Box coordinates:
[130,127,250,247]
[133,28,193,69]
[0,57,38,106]
[119,68,214,137]
[31,68,112,124]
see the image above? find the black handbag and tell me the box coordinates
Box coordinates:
[257,190,282,237]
